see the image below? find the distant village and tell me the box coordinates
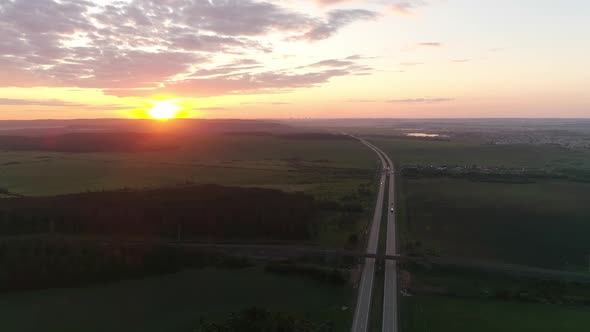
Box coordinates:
[487,133,590,149]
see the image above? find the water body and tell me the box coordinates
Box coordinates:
[406,133,441,138]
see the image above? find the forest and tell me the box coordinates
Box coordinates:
[0,185,319,240]
[0,238,252,292]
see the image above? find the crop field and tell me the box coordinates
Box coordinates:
[401,295,590,332]
[370,137,590,169]
[0,135,376,197]
[400,259,590,331]
[399,177,590,270]
[0,267,352,332]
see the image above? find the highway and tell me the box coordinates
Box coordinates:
[351,138,387,332]
[381,149,398,332]
[351,137,398,332]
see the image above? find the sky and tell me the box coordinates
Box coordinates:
[0,0,589,120]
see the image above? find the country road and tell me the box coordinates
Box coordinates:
[351,137,398,332]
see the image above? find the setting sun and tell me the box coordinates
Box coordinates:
[148,100,181,120]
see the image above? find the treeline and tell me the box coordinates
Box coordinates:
[0,185,318,240]
[225,131,353,141]
[265,261,349,285]
[0,239,251,292]
[491,280,590,306]
[0,132,178,152]
[195,308,330,332]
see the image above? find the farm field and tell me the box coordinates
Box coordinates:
[370,137,590,169]
[0,267,352,332]
[398,177,590,270]
[401,295,590,332]
[0,135,376,198]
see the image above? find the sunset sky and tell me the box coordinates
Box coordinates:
[0,0,588,119]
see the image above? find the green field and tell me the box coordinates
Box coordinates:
[0,267,352,332]
[401,295,590,332]
[404,263,590,303]
[0,135,376,198]
[371,137,590,169]
[399,177,590,270]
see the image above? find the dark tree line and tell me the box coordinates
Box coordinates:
[0,185,318,240]
[224,131,354,141]
[0,239,251,292]
[265,261,348,285]
[195,308,329,332]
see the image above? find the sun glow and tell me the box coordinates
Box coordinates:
[148,100,181,120]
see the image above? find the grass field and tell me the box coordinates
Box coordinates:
[0,267,352,332]
[399,177,590,270]
[404,263,590,303]
[401,295,590,332]
[0,135,376,197]
[371,137,590,169]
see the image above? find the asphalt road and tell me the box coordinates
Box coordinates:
[352,258,376,332]
[362,139,398,332]
[351,138,387,332]
[381,149,398,332]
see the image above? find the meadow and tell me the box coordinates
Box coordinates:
[401,295,590,332]
[0,134,376,199]
[371,137,590,169]
[403,263,590,304]
[0,266,352,332]
[399,177,590,270]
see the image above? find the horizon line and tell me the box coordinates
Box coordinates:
[1,117,590,122]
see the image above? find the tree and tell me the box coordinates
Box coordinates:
[194,308,324,332]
